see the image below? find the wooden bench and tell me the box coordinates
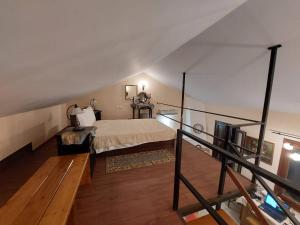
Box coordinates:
[0,153,91,225]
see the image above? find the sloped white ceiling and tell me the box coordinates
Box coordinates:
[0,0,245,117]
[146,0,300,113]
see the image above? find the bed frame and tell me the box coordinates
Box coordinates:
[96,139,175,157]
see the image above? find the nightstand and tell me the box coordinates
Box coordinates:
[94,110,102,121]
[56,126,97,176]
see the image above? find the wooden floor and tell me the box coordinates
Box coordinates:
[0,138,252,225]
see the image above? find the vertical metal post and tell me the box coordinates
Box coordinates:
[173,131,183,210]
[173,72,185,210]
[180,72,186,130]
[216,125,232,210]
[252,44,281,182]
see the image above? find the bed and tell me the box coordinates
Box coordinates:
[93,119,176,154]
[73,107,176,155]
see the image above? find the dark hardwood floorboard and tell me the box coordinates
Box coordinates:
[0,138,252,225]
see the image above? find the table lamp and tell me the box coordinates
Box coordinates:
[70,104,85,131]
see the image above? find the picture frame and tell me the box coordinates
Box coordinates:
[244,136,275,165]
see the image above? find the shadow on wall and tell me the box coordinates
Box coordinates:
[7,123,47,152]
[0,124,46,160]
[1,123,61,160]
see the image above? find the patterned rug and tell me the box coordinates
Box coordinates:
[106,149,175,173]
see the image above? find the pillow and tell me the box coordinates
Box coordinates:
[84,106,96,124]
[77,106,96,127]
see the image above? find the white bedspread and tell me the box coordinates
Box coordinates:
[93,119,176,153]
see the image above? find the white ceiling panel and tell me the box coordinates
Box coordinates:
[0,0,244,117]
[146,0,300,113]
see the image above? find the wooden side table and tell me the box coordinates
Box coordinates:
[131,104,154,119]
[56,126,97,176]
[138,106,152,119]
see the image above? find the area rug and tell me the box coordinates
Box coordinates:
[106,149,175,173]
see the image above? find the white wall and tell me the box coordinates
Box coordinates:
[156,96,208,144]
[69,73,207,135]
[69,72,208,145]
[184,97,207,144]
[0,104,67,161]
[69,73,182,120]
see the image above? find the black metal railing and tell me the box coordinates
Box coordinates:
[157,113,225,142]
[173,128,300,225]
[158,112,261,162]
[228,143,299,224]
[157,102,260,123]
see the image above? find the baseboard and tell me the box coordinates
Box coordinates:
[96,139,175,157]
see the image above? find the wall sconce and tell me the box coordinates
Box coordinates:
[138,80,148,91]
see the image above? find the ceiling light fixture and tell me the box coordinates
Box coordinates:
[138,80,148,91]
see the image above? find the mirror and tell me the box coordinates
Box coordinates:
[125,85,137,100]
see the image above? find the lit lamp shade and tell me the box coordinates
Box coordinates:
[69,105,84,131]
[71,105,83,115]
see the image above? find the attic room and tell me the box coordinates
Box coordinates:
[1,0,300,224]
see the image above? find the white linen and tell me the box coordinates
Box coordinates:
[93,119,176,153]
[77,106,96,127]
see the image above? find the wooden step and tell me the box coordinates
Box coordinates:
[186,209,238,225]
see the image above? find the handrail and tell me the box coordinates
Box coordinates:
[179,173,228,225]
[228,143,300,225]
[172,44,283,225]
[157,113,225,142]
[158,112,261,154]
[229,142,255,154]
[173,129,300,225]
[228,122,263,128]
[226,167,269,225]
[180,129,300,196]
[157,102,260,123]
[243,154,259,160]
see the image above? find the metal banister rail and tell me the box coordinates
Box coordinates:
[157,102,260,123]
[173,128,300,225]
[165,45,282,185]
[228,142,299,225]
[158,112,264,161]
[226,166,269,225]
[179,173,228,225]
[178,129,300,196]
[157,113,225,142]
